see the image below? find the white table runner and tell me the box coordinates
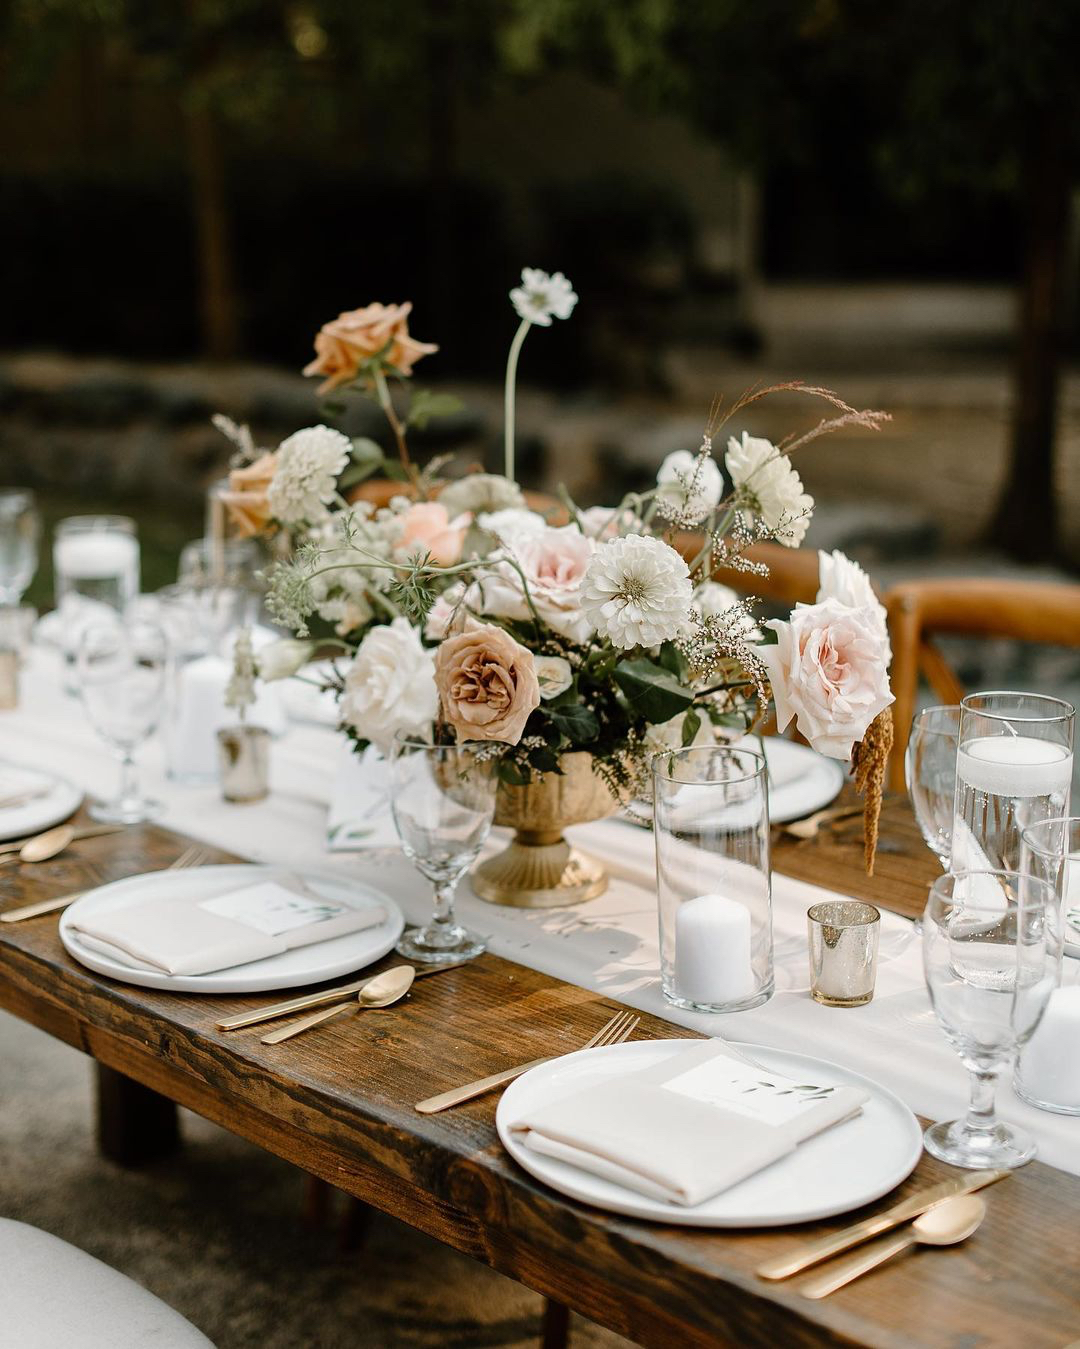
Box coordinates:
[4,646,1078,1176]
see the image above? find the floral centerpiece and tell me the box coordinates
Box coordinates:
[217,269,895,903]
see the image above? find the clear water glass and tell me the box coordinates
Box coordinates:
[0,489,40,607]
[54,516,140,688]
[1014,816,1080,1115]
[390,734,498,964]
[952,691,1073,874]
[77,618,167,824]
[653,746,773,1013]
[922,869,1061,1169]
[905,705,960,867]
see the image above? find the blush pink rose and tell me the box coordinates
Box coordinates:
[482,525,595,643]
[397,502,469,566]
[758,597,893,760]
[434,623,540,746]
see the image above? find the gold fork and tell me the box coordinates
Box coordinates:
[0,842,212,923]
[415,1008,640,1114]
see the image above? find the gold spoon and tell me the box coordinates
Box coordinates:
[0,823,124,866]
[801,1194,987,1298]
[261,965,417,1044]
[782,803,865,841]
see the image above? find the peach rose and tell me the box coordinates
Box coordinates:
[397,502,468,566]
[303,302,438,393]
[434,623,541,746]
[219,451,277,538]
[758,597,893,760]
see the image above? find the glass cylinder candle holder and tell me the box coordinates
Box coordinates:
[1015,816,1080,1115]
[808,901,881,1006]
[952,691,1073,874]
[53,516,140,690]
[653,746,773,1014]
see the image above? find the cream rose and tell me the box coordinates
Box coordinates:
[480,525,594,644]
[816,549,890,657]
[757,597,893,760]
[340,618,438,753]
[434,623,541,746]
[397,502,469,566]
[256,639,314,681]
[303,302,438,393]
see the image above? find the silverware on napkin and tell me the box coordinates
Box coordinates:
[415,1009,639,1114]
[755,1168,1009,1280]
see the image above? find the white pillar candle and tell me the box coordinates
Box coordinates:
[674,894,756,1006]
[54,531,139,579]
[166,655,232,779]
[1017,985,1080,1112]
[957,735,1072,798]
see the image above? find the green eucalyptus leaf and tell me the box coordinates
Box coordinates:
[548,702,600,745]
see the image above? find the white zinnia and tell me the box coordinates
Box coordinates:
[509,268,578,327]
[725,430,814,547]
[656,449,723,525]
[268,424,350,526]
[340,617,438,754]
[580,535,694,650]
[439,473,525,518]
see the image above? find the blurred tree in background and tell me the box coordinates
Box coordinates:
[505,0,1080,558]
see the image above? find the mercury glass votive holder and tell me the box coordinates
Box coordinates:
[217,725,271,803]
[807,901,880,1007]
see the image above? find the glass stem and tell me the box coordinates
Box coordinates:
[431,879,457,931]
[117,750,139,806]
[965,1067,999,1135]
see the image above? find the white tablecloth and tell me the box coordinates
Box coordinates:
[4,647,1078,1176]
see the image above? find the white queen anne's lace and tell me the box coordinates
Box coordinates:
[580,535,693,650]
[268,425,351,526]
[725,430,814,547]
[509,268,578,327]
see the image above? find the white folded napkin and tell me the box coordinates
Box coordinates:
[508,1039,867,1207]
[69,877,386,976]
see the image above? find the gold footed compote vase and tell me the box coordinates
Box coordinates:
[472,752,621,908]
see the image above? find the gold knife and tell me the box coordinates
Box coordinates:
[215,960,468,1031]
[755,1169,1009,1280]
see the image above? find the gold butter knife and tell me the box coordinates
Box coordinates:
[216,960,468,1031]
[755,1169,1009,1280]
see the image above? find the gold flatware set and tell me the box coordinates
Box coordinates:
[0,822,125,867]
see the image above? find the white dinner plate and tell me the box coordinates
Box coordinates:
[0,766,82,842]
[744,737,846,824]
[497,1039,922,1227]
[60,864,405,994]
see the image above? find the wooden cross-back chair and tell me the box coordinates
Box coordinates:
[677,535,822,607]
[885,576,1080,791]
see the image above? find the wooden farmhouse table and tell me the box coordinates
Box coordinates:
[1,792,1078,1348]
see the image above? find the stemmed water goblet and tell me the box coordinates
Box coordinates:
[0,488,40,609]
[390,733,498,964]
[77,618,168,824]
[906,705,961,870]
[922,868,1061,1169]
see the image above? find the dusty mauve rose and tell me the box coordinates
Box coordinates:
[396,502,468,566]
[757,597,893,760]
[434,623,540,746]
[303,303,438,393]
[219,451,277,537]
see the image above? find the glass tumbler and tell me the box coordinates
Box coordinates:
[952,691,1073,874]
[653,746,773,1014]
[1015,816,1080,1115]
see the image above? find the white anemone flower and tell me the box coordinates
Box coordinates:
[509,268,578,327]
[580,535,694,650]
[725,430,814,547]
[268,424,350,526]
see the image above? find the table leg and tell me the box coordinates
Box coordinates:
[540,1298,570,1349]
[95,1064,181,1166]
